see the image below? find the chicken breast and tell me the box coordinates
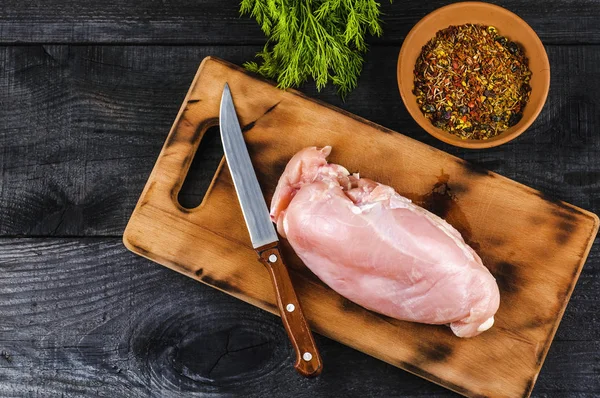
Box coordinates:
[270,146,500,338]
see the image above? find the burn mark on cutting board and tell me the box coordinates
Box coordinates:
[554,210,581,228]
[418,172,479,251]
[521,377,537,398]
[338,298,399,327]
[244,138,269,153]
[194,268,204,277]
[272,159,290,177]
[448,182,469,195]
[462,161,493,177]
[489,261,520,294]
[487,236,506,247]
[555,232,570,245]
[551,208,579,223]
[536,191,586,219]
[201,274,242,294]
[340,297,362,314]
[419,343,454,362]
[128,242,151,257]
[165,116,219,148]
[182,152,194,169]
[528,215,545,226]
[536,190,563,206]
[552,216,577,245]
[256,299,278,313]
[178,206,193,214]
[371,312,401,327]
[263,101,281,116]
[522,315,549,330]
[556,219,576,245]
[138,182,156,208]
[241,120,256,133]
[242,101,281,132]
[395,360,483,398]
[555,286,569,305]
[421,172,454,219]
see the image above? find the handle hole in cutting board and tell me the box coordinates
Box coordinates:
[178,125,223,210]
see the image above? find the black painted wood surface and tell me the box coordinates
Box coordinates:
[0,1,598,397]
[1,0,599,44]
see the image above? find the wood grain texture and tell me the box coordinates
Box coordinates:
[1,45,600,237]
[0,45,256,236]
[123,57,598,398]
[0,238,598,398]
[1,0,600,45]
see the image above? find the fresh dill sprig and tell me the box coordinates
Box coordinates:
[240,0,390,98]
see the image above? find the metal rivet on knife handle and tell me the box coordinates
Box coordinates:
[257,244,323,377]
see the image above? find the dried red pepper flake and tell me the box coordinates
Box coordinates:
[413,24,532,140]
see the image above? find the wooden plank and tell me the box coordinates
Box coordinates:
[1,45,599,237]
[0,45,257,236]
[0,238,597,397]
[0,0,599,45]
[123,57,598,398]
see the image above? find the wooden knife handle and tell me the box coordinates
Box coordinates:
[257,242,323,377]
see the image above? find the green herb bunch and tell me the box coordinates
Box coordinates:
[240,0,390,97]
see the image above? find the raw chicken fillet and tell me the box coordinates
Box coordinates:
[270,146,500,338]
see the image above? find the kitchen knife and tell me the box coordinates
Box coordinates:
[219,83,323,377]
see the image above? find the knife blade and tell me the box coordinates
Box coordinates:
[219,83,322,377]
[219,84,277,249]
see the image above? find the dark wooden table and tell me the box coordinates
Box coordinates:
[1,1,598,397]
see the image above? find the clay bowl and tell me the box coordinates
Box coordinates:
[397,2,550,149]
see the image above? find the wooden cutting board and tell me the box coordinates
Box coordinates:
[123,57,598,398]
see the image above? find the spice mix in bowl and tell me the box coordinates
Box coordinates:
[414,24,531,140]
[397,2,550,149]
